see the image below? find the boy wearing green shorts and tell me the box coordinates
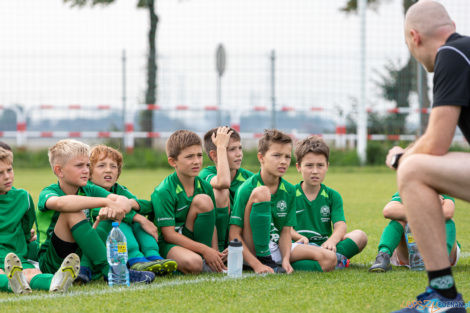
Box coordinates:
[200,126,253,251]
[229,130,337,274]
[291,136,368,266]
[0,147,79,294]
[88,145,177,277]
[153,130,225,274]
[369,192,460,272]
[37,139,154,284]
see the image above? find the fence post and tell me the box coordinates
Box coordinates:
[270,50,276,130]
[357,0,367,165]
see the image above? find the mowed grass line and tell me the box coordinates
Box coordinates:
[8,166,470,313]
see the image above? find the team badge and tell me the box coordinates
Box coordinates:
[320,206,330,217]
[277,200,287,212]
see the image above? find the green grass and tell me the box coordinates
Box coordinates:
[6,166,470,312]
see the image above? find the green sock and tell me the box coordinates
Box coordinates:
[29,274,53,291]
[0,274,11,292]
[133,223,160,258]
[192,210,216,247]
[119,222,144,260]
[336,238,360,259]
[215,206,229,252]
[291,260,323,272]
[445,220,456,255]
[377,220,404,256]
[249,201,272,257]
[71,219,108,276]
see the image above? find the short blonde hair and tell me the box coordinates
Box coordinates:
[0,147,13,165]
[166,130,202,159]
[48,139,90,169]
[90,145,123,178]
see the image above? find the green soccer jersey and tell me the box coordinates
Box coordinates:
[229,172,297,244]
[391,192,455,203]
[199,166,254,205]
[152,172,216,237]
[0,187,36,261]
[294,183,346,246]
[37,181,110,256]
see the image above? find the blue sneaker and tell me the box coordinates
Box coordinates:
[392,287,466,312]
[129,269,155,284]
[75,266,92,285]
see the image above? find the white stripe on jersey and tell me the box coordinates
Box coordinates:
[438,46,470,66]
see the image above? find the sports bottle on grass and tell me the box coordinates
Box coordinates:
[107,222,130,286]
[227,238,243,278]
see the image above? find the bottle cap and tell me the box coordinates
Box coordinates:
[112,222,119,227]
[229,238,242,247]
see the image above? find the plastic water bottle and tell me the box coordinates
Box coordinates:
[106,222,130,286]
[404,224,425,271]
[227,238,243,278]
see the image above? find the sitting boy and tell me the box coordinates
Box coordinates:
[291,136,368,266]
[229,130,337,274]
[36,139,154,284]
[153,130,225,274]
[369,192,460,272]
[88,145,177,276]
[0,147,79,294]
[200,126,253,251]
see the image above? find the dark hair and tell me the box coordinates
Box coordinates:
[203,127,241,160]
[166,130,202,159]
[295,135,330,164]
[258,129,292,155]
[0,141,12,151]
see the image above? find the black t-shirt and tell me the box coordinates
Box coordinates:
[433,33,470,141]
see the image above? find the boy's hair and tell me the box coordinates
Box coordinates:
[0,141,12,151]
[203,127,241,160]
[0,147,13,165]
[295,135,330,164]
[48,139,90,169]
[90,145,123,178]
[258,129,292,155]
[166,130,202,159]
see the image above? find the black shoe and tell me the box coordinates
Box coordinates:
[368,251,392,273]
[257,255,285,274]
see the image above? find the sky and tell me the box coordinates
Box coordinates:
[1,0,469,124]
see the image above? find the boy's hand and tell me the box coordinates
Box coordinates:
[253,263,275,274]
[29,229,37,242]
[296,236,309,244]
[281,259,294,274]
[97,206,126,222]
[107,195,133,215]
[202,247,227,273]
[211,126,233,149]
[321,239,337,252]
[221,248,228,263]
[138,217,159,241]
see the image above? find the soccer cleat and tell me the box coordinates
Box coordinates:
[256,255,286,274]
[335,253,350,270]
[130,259,178,276]
[369,251,392,273]
[74,266,92,285]
[49,253,80,293]
[4,253,32,294]
[391,287,466,312]
[129,269,155,284]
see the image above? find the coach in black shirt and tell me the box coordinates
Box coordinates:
[385,1,469,312]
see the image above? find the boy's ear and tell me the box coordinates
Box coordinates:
[53,165,63,178]
[257,152,264,164]
[209,150,217,162]
[167,157,177,168]
[295,162,301,172]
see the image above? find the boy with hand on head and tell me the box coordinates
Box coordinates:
[153,130,225,274]
[369,192,459,272]
[88,145,177,277]
[37,139,154,284]
[200,126,253,251]
[291,136,367,269]
[229,130,337,274]
[0,147,79,294]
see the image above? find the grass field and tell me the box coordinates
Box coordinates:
[3,166,470,312]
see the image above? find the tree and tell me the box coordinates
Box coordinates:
[64,0,158,147]
[341,0,430,135]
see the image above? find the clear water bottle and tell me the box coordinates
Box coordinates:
[404,224,425,271]
[106,222,130,286]
[227,238,243,278]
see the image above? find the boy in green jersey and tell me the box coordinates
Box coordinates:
[200,126,253,251]
[0,147,80,294]
[87,145,177,277]
[37,139,154,283]
[369,192,459,272]
[291,136,368,265]
[153,130,225,274]
[229,130,337,274]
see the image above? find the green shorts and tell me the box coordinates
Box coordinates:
[38,243,65,274]
[159,225,195,258]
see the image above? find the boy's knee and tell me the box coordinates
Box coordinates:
[351,229,368,251]
[58,211,87,229]
[250,186,270,203]
[192,194,214,213]
[320,250,337,272]
[214,189,230,208]
[179,254,203,274]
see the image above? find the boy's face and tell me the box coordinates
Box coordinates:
[55,155,90,188]
[90,156,119,191]
[227,139,243,170]
[296,152,328,187]
[0,160,14,195]
[169,145,203,178]
[258,142,292,178]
